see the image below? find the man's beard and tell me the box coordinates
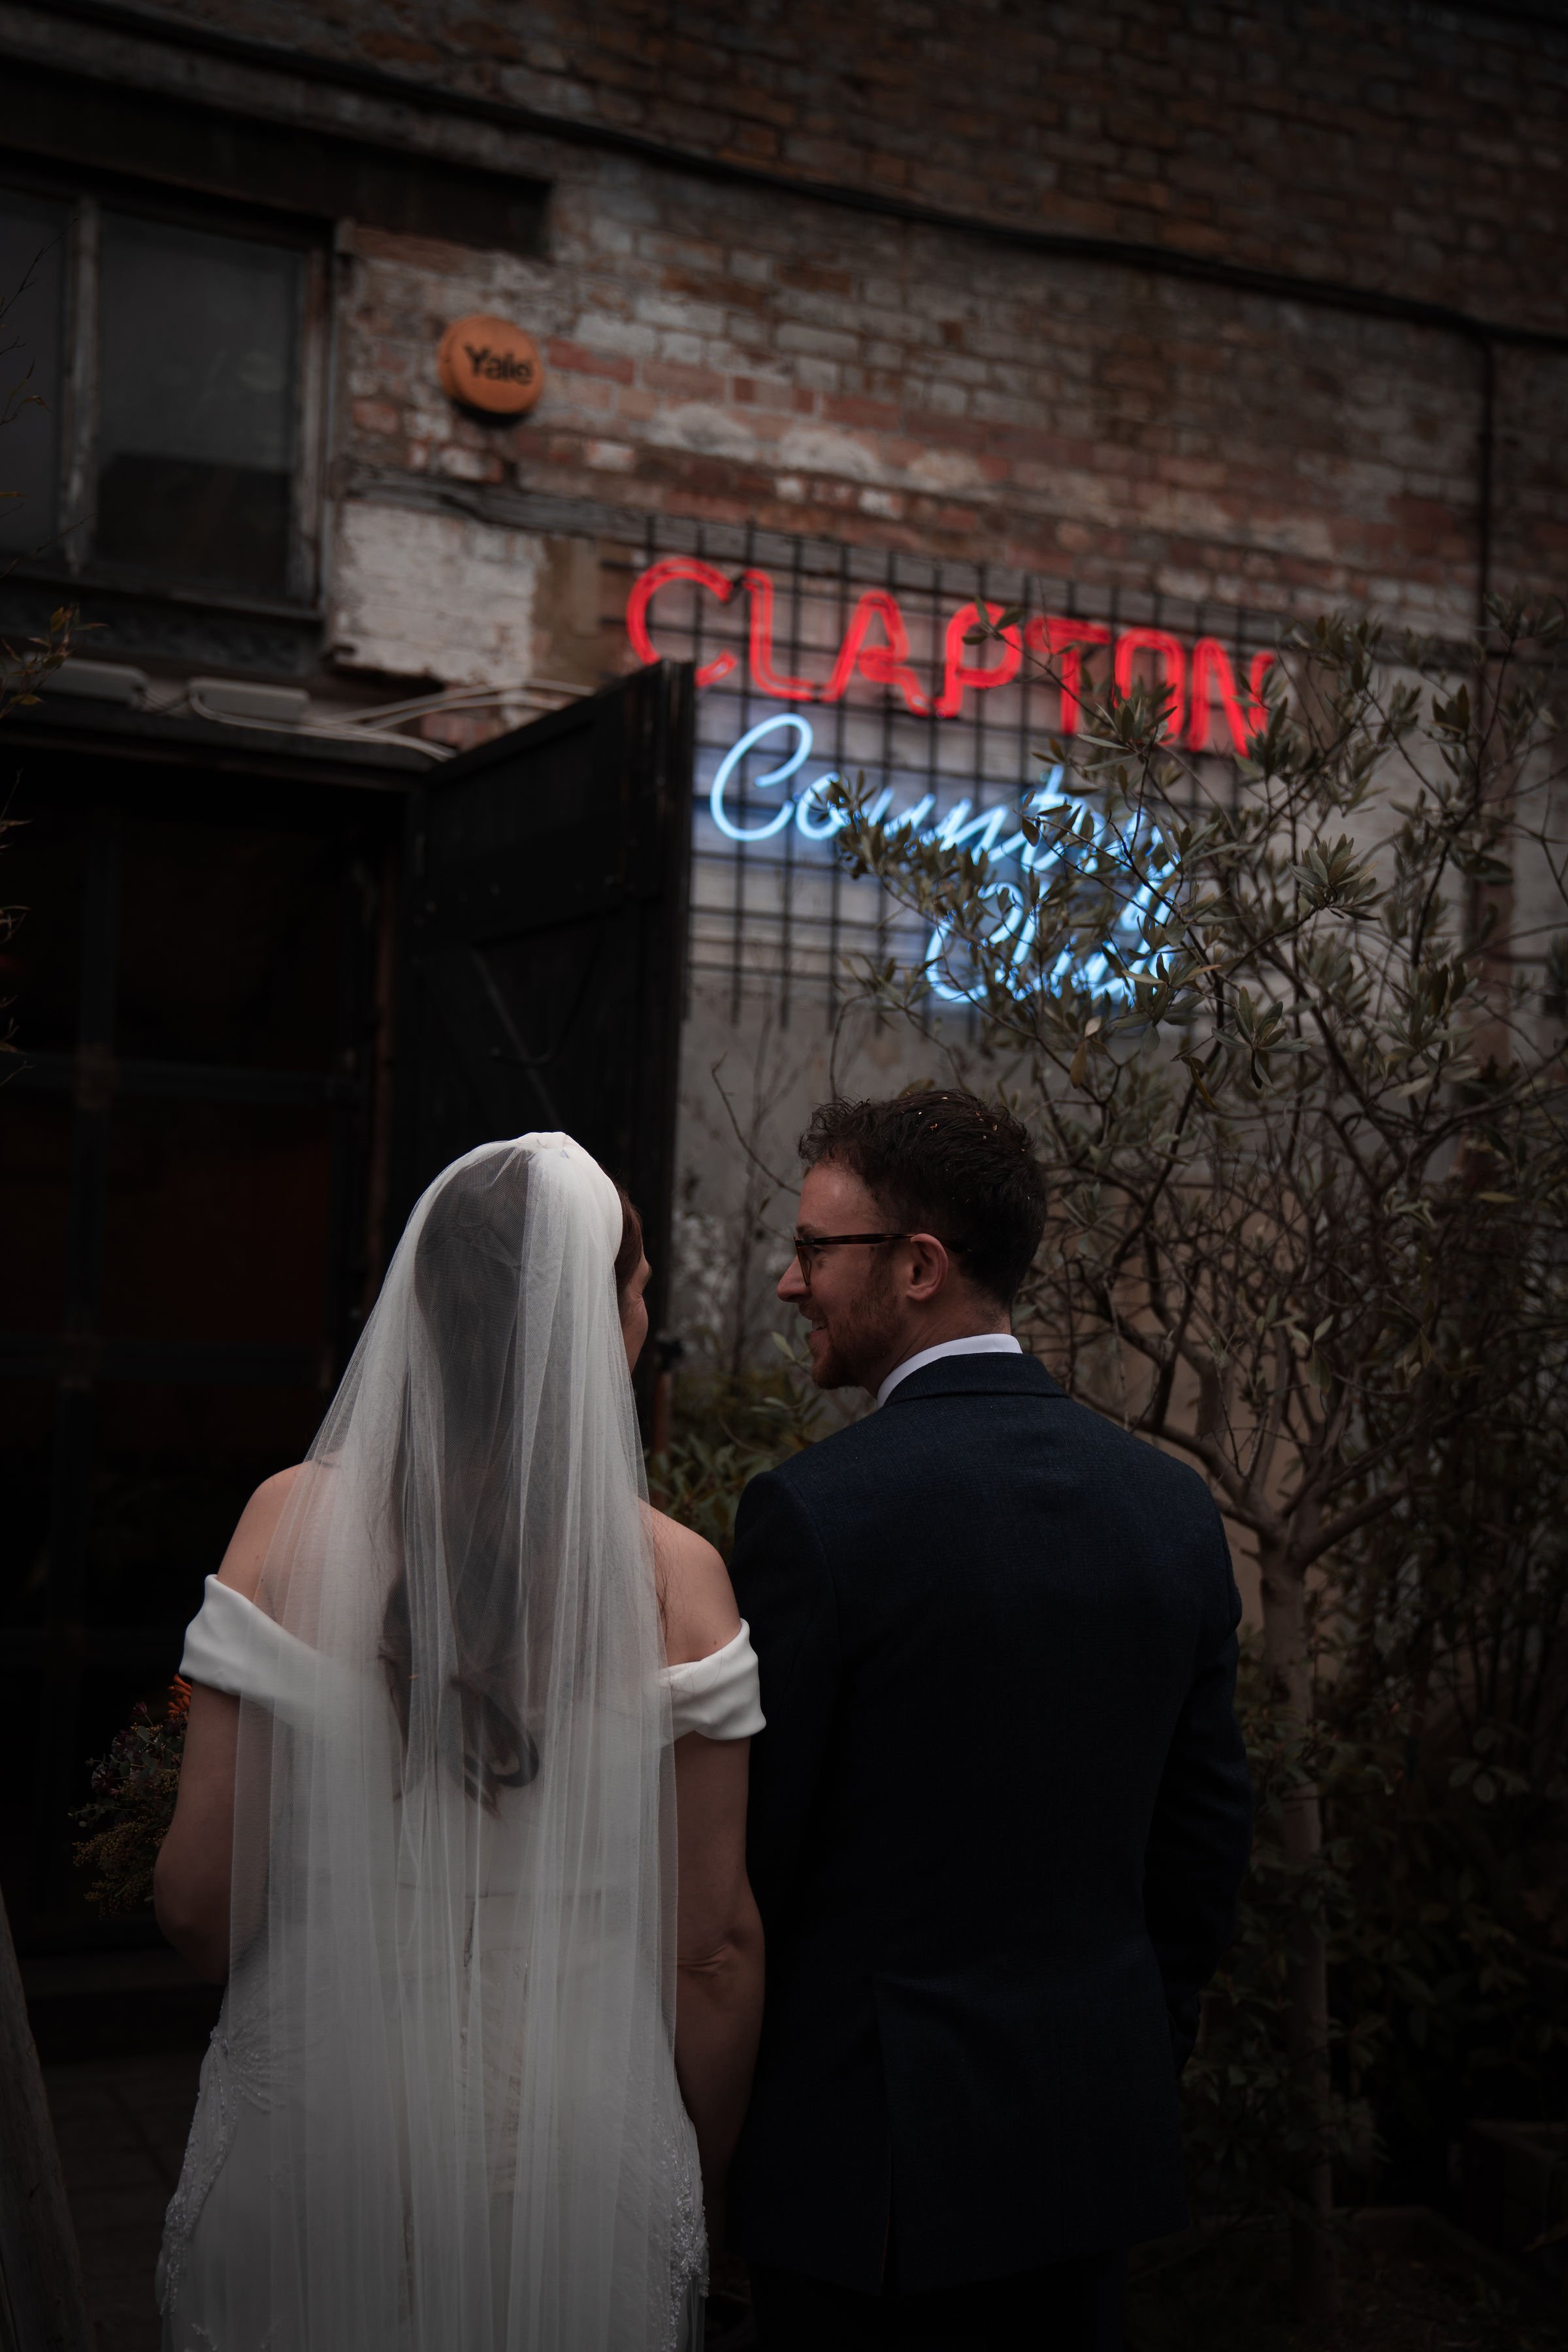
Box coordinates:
[808,1266,903,1392]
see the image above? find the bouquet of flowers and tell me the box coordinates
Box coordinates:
[72,1678,190,1914]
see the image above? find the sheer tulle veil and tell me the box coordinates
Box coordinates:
[220,1134,700,2349]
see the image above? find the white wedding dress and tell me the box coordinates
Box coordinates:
[153,1135,762,2352]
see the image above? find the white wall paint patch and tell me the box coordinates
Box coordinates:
[331,500,542,684]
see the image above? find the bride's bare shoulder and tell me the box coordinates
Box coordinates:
[216,1463,308,1601]
[646,1507,742,1669]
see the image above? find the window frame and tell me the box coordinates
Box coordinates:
[1,156,333,617]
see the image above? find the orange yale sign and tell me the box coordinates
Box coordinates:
[437,316,544,416]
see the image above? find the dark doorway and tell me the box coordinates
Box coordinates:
[0,662,696,1953]
[1,751,400,1947]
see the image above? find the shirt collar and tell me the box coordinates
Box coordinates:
[875,1331,1022,1409]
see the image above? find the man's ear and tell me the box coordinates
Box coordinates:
[904,1233,953,1303]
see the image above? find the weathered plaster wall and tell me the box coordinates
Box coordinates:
[329,498,543,681]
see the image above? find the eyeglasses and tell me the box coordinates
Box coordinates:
[792,1231,965,1281]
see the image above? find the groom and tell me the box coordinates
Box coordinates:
[727,1090,1252,2350]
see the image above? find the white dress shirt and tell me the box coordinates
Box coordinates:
[875,1331,1022,1409]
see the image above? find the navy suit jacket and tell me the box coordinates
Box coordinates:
[728,1350,1252,2293]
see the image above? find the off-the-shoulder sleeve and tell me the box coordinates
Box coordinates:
[661,1621,765,1741]
[179,1574,364,1735]
[180,1574,264,1694]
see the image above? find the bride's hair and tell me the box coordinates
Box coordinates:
[380,1157,646,1810]
[380,1154,542,1808]
[613,1183,643,1301]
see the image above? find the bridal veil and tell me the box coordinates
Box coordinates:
[200,1135,699,2349]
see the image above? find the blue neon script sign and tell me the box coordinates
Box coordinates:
[708,711,1050,857]
[708,713,845,843]
[706,711,1164,1006]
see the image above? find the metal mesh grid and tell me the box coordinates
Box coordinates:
[602,519,1279,1022]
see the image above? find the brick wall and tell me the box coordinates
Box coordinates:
[335,182,1554,647]
[5,0,1564,642]
[372,207,1492,607]
[104,0,1568,332]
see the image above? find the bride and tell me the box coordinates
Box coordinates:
[150,1134,765,2350]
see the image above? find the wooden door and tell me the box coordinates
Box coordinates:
[393,661,694,1392]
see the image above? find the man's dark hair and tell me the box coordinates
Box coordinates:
[800,1089,1047,1307]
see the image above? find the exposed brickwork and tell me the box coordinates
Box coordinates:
[331,181,1516,633]
[1,0,1562,644]
[100,0,1568,334]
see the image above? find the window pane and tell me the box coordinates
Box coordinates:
[0,188,69,556]
[95,212,302,596]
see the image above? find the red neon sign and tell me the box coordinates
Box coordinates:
[935,600,1022,718]
[819,590,931,715]
[627,561,1275,754]
[1025,616,1112,736]
[626,557,738,689]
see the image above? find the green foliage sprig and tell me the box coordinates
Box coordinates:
[0,601,80,723]
[649,1347,823,1558]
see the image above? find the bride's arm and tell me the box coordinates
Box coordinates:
[672,1733,764,2241]
[657,1514,766,2242]
[153,1467,300,1982]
